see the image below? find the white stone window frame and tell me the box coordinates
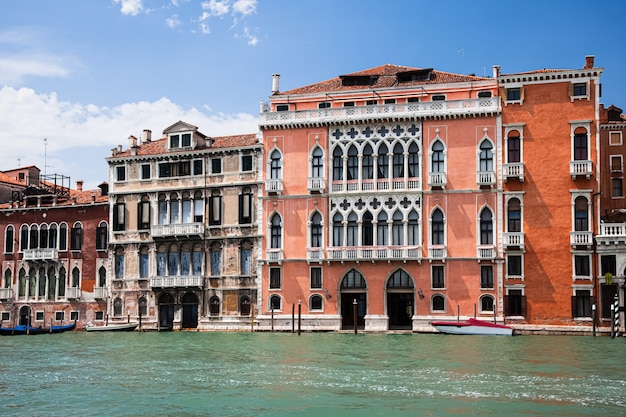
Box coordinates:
[504,192,525,234]
[570,80,590,102]
[505,252,524,280]
[610,155,623,173]
[569,120,592,161]
[115,164,127,182]
[503,124,525,164]
[571,251,592,281]
[503,84,524,106]
[570,189,593,232]
[609,131,623,146]
[167,131,194,151]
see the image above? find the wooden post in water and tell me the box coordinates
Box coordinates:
[291,304,295,333]
[474,304,477,319]
[271,308,274,332]
[353,299,358,334]
[138,310,142,331]
[297,300,301,336]
[457,305,460,323]
[250,306,255,332]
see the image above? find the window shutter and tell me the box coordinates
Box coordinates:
[520,87,525,101]
[568,83,573,97]
[503,295,509,316]
[571,295,578,318]
[520,295,527,317]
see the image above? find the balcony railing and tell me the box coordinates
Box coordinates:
[266,248,284,263]
[308,177,326,193]
[570,231,593,247]
[0,288,13,300]
[428,172,447,189]
[66,287,81,300]
[23,248,58,261]
[477,245,495,260]
[503,232,525,250]
[94,287,107,300]
[265,178,283,194]
[476,171,495,187]
[307,248,324,262]
[503,163,524,182]
[327,246,421,261]
[150,275,203,288]
[597,223,626,245]
[151,223,204,238]
[570,160,592,180]
[429,245,447,260]
[331,177,421,193]
[259,98,500,128]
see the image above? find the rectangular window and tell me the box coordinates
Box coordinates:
[384,99,396,104]
[572,290,592,318]
[318,102,331,109]
[140,253,149,278]
[55,311,65,321]
[138,201,150,230]
[211,158,222,174]
[182,133,192,147]
[113,203,126,231]
[1,311,9,321]
[610,132,622,146]
[432,95,446,101]
[572,83,587,97]
[115,253,125,278]
[310,267,322,289]
[170,134,180,148]
[366,100,378,105]
[241,249,251,275]
[192,252,202,275]
[241,155,253,172]
[506,88,521,101]
[505,289,525,316]
[407,97,420,103]
[431,265,445,289]
[70,311,79,321]
[276,104,289,111]
[116,166,126,182]
[209,195,222,226]
[239,192,253,224]
[141,164,151,180]
[343,102,355,107]
[96,225,107,250]
[95,311,104,321]
[477,91,492,98]
[36,311,44,321]
[601,255,617,276]
[574,255,590,277]
[507,255,523,276]
[211,250,221,276]
[574,134,588,160]
[193,159,204,175]
[480,265,493,289]
[613,178,623,198]
[158,162,172,178]
[270,267,281,289]
[611,155,623,172]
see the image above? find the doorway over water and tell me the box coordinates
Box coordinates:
[387,269,415,330]
[340,269,367,330]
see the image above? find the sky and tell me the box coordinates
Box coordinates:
[1,0,625,190]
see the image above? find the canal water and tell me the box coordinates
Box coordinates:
[1,332,625,416]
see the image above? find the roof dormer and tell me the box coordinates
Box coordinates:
[162,120,209,151]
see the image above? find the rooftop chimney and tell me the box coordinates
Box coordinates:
[76,180,83,191]
[142,129,152,143]
[272,74,280,94]
[98,182,109,196]
[128,135,138,148]
[492,65,501,78]
[584,55,595,69]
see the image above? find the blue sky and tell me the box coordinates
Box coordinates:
[1,0,625,189]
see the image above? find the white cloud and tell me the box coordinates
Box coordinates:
[232,0,257,16]
[166,15,182,28]
[201,0,230,17]
[0,87,258,189]
[0,56,71,84]
[114,0,144,16]
[200,22,211,34]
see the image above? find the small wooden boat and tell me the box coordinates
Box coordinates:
[50,323,76,333]
[84,322,139,332]
[430,318,514,336]
[0,325,48,335]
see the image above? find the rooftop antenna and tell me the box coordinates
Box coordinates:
[457,48,465,74]
[44,138,48,177]
[17,158,21,167]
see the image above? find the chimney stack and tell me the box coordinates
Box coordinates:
[584,55,595,69]
[272,74,280,94]
[76,180,83,191]
[492,65,501,78]
[142,129,152,143]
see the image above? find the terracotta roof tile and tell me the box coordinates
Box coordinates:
[0,171,24,187]
[277,64,489,96]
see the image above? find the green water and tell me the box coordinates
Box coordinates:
[0,332,625,416]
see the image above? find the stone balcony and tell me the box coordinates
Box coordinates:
[259,98,500,128]
[428,172,447,189]
[265,248,284,263]
[150,275,203,289]
[0,288,13,300]
[308,177,326,193]
[596,223,626,246]
[331,178,421,193]
[428,245,447,260]
[476,171,495,188]
[151,223,204,238]
[66,287,81,300]
[503,232,525,251]
[23,248,58,262]
[265,178,283,194]
[503,163,524,182]
[327,246,421,262]
[94,287,107,300]
[477,245,495,260]
[570,160,593,180]
[570,231,593,248]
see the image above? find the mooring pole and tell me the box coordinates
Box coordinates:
[271,308,274,332]
[291,304,295,333]
[353,299,358,334]
[297,300,301,336]
[592,303,596,337]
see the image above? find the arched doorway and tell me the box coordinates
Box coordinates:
[19,305,31,326]
[386,269,415,330]
[181,292,198,329]
[340,269,367,330]
[158,293,175,330]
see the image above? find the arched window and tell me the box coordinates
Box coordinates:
[210,243,221,276]
[270,149,282,179]
[240,295,251,316]
[139,246,149,278]
[20,224,28,251]
[310,212,322,248]
[71,267,80,288]
[480,295,494,312]
[408,142,419,178]
[113,297,123,317]
[180,243,191,276]
[169,192,180,224]
[39,224,48,249]
[3,268,12,289]
[479,139,493,172]
[392,210,404,245]
[387,269,414,288]
[18,268,26,298]
[138,194,151,230]
[270,213,282,249]
[333,146,343,181]
[362,145,373,180]
[508,198,521,232]
[59,223,68,251]
[70,222,82,251]
[573,128,588,161]
[480,208,493,245]
[431,209,444,245]
[210,296,220,316]
[407,210,419,245]
[58,267,66,297]
[346,212,358,246]
[96,221,108,250]
[138,296,148,317]
[181,192,193,224]
[4,225,14,253]
[377,211,388,246]
[362,212,373,246]
[48,224,58,249]
[341,269,367,288]
[47,266,56,300]
[575,196,589,231]
[29,224,39,249]
[239,187,253,224]
[311,147,324,178]
[98,266,106,287]
[209,190,222,226]
[158,194,168,225]
[310,294,323,311]
[431,140,445,173]
[333,213,344,246]
[377,144,389,179]
[240,240,252,275]
[168,243,179,276]
[432,294,445,311]
[347,145,358,180]
[393,143,404,178]
[115,247,125,278]
[269,294,282,311]
[507,131,521,163]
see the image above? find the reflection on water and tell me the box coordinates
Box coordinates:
[0,332,625,416]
